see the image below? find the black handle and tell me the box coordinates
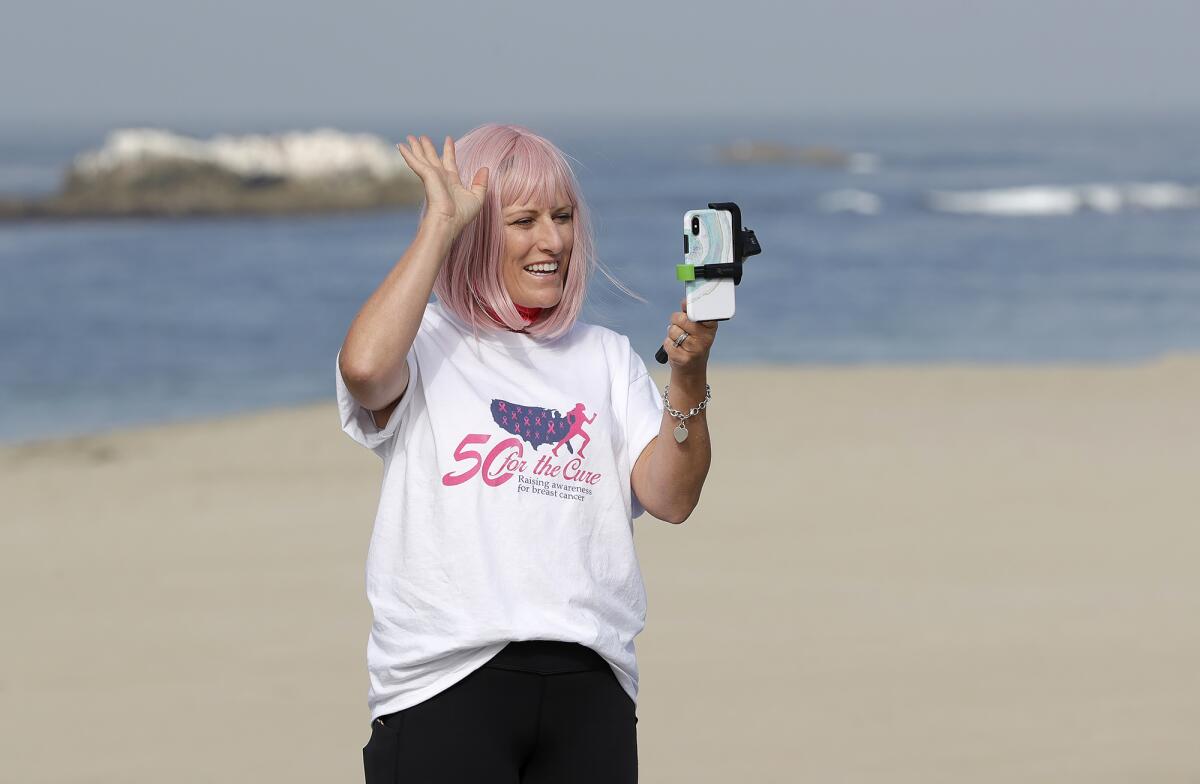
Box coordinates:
[655,345,668,364]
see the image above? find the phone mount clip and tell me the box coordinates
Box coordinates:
[675,201,762,286]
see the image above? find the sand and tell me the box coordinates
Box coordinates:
[3,357,1199,783]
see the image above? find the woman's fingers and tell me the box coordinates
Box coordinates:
[442,135,459,175]
[399,135,428,172]
[396,142,431,182]
[398,134,460,184]
[411,135,436,169]
[470,167,489,198]
[398,135,485,212]
[404,135,423,166]
[676,298,718,331]
[673,310,717,335]
[419,135,441,167]
[395,141,414,167]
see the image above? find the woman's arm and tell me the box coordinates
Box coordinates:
[631,300,717,524]
[339,218,454,412]
[632,370,711,524]
[339,134,488,416]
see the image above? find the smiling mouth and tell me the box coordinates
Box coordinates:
[523,262,560,277]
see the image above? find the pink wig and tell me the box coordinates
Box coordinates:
[428,123,641,342]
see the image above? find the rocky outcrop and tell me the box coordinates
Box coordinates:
[0,128,424,220]
[713,139,879,173]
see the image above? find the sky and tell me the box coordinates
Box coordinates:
[3,0,1199,134]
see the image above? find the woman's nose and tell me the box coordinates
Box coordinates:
[535,217,563,253]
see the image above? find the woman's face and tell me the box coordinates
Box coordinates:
[500,196,574,309]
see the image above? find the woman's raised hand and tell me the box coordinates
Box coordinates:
[395,134,489,238]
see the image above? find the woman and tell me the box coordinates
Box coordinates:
[336,124,716,783]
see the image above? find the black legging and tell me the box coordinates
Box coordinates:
[362,640,638,783]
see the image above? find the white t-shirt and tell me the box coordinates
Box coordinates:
[335,298,665,721]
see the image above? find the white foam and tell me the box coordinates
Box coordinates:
[847,152,880,175]
[927,182,1200,216]
[1124,182,1200,210]
[818,189,882,215]
[70,127,416,181]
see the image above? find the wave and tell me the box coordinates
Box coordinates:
[926,182,1200,216]
[817,189,882,215]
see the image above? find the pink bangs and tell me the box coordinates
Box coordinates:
[495,135,576,215]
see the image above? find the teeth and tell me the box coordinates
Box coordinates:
[524,263,559,273]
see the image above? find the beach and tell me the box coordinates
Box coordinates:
[3,358,1199,783]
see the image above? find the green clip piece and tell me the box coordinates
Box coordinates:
[675,264,696,282]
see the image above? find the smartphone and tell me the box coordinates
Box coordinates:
[682,207,736,321]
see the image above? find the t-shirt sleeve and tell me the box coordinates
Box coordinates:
[625,344,664,519]
[335,347,418,458]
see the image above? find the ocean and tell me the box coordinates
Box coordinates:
[3,112,1200,444]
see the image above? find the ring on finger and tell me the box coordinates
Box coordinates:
[673,329,689,347]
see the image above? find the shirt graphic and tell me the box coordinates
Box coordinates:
[441,397,604,497]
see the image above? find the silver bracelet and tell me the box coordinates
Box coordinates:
[662,383,711,443]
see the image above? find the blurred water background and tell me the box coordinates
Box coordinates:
[3,111,1200,444]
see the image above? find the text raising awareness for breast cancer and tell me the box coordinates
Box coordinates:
[440,434,601,502]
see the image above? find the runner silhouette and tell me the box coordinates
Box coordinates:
[551,403,595,459]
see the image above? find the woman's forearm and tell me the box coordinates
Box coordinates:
[339,216,455,409]
[645,369,712,523]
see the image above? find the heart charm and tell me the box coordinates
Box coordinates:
[673,423,688,443]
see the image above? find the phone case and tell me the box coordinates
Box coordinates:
[682,208,737,321]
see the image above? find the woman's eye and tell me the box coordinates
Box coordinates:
[513,215,570,225]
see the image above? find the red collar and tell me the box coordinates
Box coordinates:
[481,302,544,331]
